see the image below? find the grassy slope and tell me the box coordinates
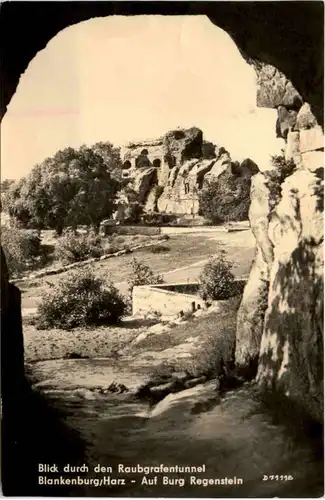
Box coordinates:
[20,230,255,307]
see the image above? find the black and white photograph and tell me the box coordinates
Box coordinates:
[0,2,324,497]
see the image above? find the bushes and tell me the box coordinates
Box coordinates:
[36,269,127,330]
[147,244,170,254]
[198,169,251,224]
[55,229,103,264]
[1,226,43,276]
[199,252,236,301]
[176,319,236,378]
[127,258,164,299]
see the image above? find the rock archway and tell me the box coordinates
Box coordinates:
[1,2,323,424]
[0,2,323,124]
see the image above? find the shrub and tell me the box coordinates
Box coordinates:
[36,269,127,330]
[270,152,296,178]
[147,244,171,254]
[264,153,296,211]
[198,168,251,224]
[199,252,235,301]
[1,226,43,277]
[55,229,103,264]
[127,258,164,299]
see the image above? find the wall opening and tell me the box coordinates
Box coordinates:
[122,160,131,170]
[135,152,150,168]
[164,153,177,169]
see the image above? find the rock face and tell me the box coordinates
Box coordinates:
[255,63,303,109]
[236,62,324,422]
[235,174,273,374]
[121,128,256,215]
[257,169,323,421]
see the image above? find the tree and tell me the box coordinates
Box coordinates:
[91,142,122,181]
[4,145,121,234]
[1,179,15,194]
[1,179,32,226]
[116,185,144,223]
[199,167,251,224]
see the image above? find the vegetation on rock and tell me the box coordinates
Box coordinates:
[198,167,251,223]
[264,152,296,211]
[1,224,45,277]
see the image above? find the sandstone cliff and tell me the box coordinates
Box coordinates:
[120,128,256,216]
[236,62,324,422]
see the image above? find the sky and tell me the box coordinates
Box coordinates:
[1,15,284,180]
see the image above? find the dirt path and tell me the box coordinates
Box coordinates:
[22,380,322,498]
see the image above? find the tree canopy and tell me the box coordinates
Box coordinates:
[3,144,121,233]
[198,167,251,224]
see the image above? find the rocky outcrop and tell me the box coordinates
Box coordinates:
[235,173,274,373]
[157,158,216,215]
[122,129,256,215]
[257,168,324,421]
[164,127,203,164]
[133,167,158,205]
[255,63,302,109]
[236,62,324,421]
[1,247,26,401]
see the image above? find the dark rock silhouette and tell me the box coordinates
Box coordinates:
[1,249,86,496]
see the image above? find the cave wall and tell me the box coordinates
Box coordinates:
[0,2,323,124]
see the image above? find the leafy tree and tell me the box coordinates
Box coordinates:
[91,142,122,181]
[4,145,121,234]
[202,141,217,159]
[199,167,251,224]
[264,152,296,211]
[269,152,296,179]
[1,179,32,226]
[1,224,43,277]
[1,179,15,195]
[116,185,144,223]
[54,229,103,264]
